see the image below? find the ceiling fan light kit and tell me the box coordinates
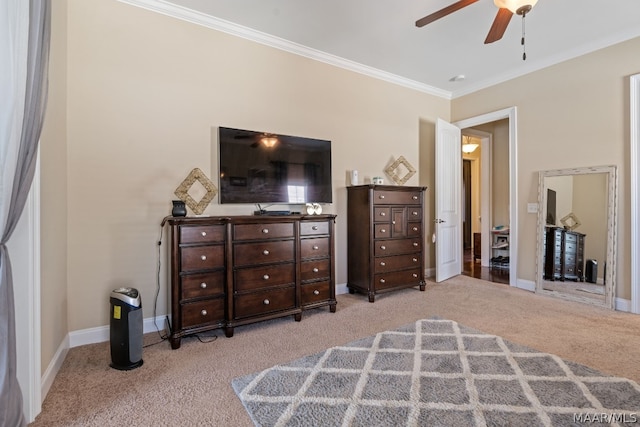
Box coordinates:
[493,0,537,15]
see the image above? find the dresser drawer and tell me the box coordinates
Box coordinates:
[181,298,225,328]
[181,245,224,272]
[181,271,225,300]
[301,281,330,305]
[373,190,422,205]
[235,263,295,292]
[233,222,294,240]
[373,207,390,221]
[301,237,330,259]
[234,240,295,266]
[234,286,296,319]
[374,223,392,239]
[374,239,422,256]
[180,225,225,244]
[407,222,422,237]
[301,259,330,281]
[300,221,329,236]
[374,254,421,274]
[374,268,422,291]
[407,208,422,220]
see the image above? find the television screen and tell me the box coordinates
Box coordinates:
[218,127,332,204]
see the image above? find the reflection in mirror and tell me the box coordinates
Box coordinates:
[535,166,618,309]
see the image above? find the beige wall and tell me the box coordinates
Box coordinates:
[39,0,68,372]
[39,0,449,363]
[452,37,640,298]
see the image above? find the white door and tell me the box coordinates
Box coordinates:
[435,119,462,282]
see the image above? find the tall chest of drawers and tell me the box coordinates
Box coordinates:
[167,215,336,348]
[543,226,585,282]
[347,185,427,302]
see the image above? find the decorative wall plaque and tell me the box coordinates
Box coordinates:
[174,168,218,215]
[384,155,416,185]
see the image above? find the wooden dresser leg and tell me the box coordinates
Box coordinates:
[330,303,337,313]
[225,327,234,338]
[169,337,181,350]
[368,293,375,303]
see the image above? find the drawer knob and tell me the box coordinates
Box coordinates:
[201,309,208,316]
[381,229,386,233]
[200,282,207,289]
[380,261,386,266]
[379,278,386,284]
[380,212,386,216]
[379,195,385,199]
[413,257,418,262]
[412,227,418,231]
[380,245,386,250]
[392,220,396,225]
[313,267,319,273]
[262,228,269,234]
[413,242,418,247]
[201,231,207,237]
[412,211,418,216]
[263,274,270,280]
[313,290,320,295]
[312,225,318,230]
[412,195,418,200]
[312,245,319,250]
[413,273,418,278]
[200,255,207,261]
[263,299,270,305]
[263,249,270,255]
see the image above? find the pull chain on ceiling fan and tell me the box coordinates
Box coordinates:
[416,0,537,60]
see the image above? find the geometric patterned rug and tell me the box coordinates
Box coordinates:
[232,318,640,426]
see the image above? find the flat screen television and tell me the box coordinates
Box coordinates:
[218,127,332,205]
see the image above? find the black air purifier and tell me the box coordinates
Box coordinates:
[585,259,598,284]
[110,287,143,370]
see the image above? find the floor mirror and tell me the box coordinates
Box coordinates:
[535,165,618,309]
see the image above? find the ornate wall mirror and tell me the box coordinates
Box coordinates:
[535,165,618,309]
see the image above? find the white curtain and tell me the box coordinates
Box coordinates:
[0,1,50,425]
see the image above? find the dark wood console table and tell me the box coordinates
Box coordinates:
[167,214,336,349]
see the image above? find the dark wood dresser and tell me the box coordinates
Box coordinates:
[346,185,427,302]
[543,226,585,282]
[168,215,336,349]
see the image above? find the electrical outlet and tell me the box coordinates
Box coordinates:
[527,203,538,214]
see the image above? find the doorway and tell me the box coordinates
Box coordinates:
[460,133,509,285]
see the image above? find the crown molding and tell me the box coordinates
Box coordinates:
[117,0,452,100]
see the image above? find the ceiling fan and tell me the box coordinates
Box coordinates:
[416,0,538,45]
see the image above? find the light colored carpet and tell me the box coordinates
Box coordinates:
[30,276,640,426]
[233,318,640,426]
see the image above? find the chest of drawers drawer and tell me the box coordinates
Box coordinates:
[374,254,421,274]
[373,190,422,205]
[181,298,225,328]
[181,271,225,300]
[374,268,422,290]
[374,239,421,256]
[234,286,296,319]
[301,259,330,281]
[301,280,330,305]
[234,240,295,266]
[300,221,329,236]
[301,237,330,259]
[234,263,295,292]
[181,245,224,272]
[233,222,294,240]
[180,224,225,244]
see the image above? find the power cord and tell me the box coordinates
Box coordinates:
[150,215,172,344]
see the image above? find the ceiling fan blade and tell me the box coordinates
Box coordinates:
[415,0,479,27]
[484,8,513,44]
